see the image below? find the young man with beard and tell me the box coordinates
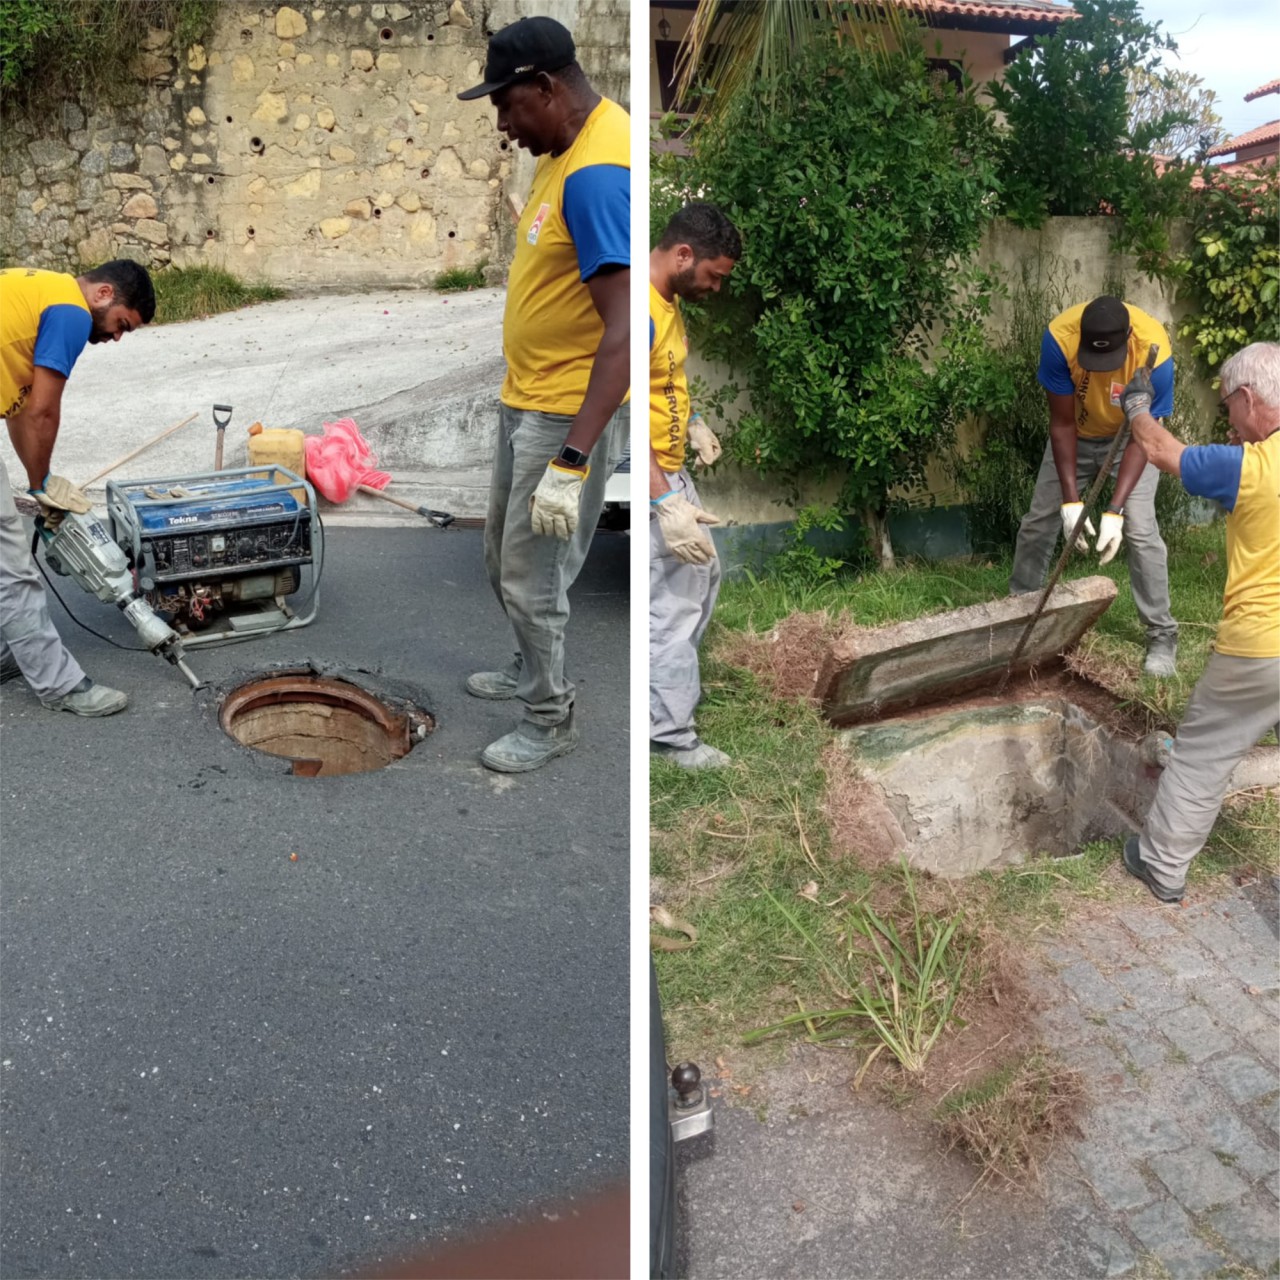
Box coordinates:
[649,204,741,770]
[0,261,155,716]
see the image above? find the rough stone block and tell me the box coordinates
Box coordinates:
[816,576,1118,725]
[1089,1099,1190,1156]
[1204,1053,1278,1104]
[1200,1108,1280,1180]
[1149,1147,1249,1212]
[1073,1140,1155,1211]
[1126,1198,1202,1253]
[1162,1004,1228,1064]
[1207,1198,1280,1272]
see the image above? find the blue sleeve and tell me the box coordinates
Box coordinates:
[1036,330,1073,395]
[1180,444,1243,511]
[33,304,91,379]
[649,315,655,351]
[563,164,630,282]
[1149,357,1173,418]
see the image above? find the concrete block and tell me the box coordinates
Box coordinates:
[816,577,1117,725]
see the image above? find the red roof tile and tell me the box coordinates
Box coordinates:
[895,0,1076,26]
[1206,119,1280,158]
[1244,78,1280,102]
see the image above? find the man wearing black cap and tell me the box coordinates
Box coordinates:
[457,16,630,772]
[1009,295,1179,677]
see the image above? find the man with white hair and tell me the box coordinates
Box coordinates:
[1117,342,1280,902]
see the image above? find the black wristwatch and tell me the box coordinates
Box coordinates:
[557,443,590,467]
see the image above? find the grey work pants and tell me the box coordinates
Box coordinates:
[1139,651,1280,892]
[650,468,721,749]
[0,465,84,700]
[483,402,629,728]
[1010,437,1177,644]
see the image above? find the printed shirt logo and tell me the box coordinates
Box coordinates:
[526,202,551,245]
[1109,381,1125,407]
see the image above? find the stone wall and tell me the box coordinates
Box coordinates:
[0,0,630,288]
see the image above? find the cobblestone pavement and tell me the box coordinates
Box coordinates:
[1033,875,1280,1278]
[675,873,1279,1279]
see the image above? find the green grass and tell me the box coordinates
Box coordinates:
[433,262,488,292]
[151,265,284,326]
[653,521,1279,1063]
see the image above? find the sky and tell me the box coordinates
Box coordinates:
[1139,0,1279,143]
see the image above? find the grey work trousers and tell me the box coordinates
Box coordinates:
[1010,437,1177,645]
[0,465,84,700]
[1139,651,1280,892]
[650,468,721,749]
[483,402,629,728]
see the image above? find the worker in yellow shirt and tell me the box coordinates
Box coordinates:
[649,204,741,769]
[1011,296,1180,677]
[1118,342,1280,902]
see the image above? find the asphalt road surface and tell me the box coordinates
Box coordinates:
[0,523,630,1279]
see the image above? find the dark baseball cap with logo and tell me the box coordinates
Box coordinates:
[1077,296,1132,371]
[456,16,576,101]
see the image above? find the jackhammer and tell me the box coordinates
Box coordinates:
[37,509,203,690]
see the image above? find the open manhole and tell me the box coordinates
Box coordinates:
[221,674,433,776]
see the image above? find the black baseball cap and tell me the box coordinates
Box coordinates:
[1077,296,1132,372]
[457,17,575,101]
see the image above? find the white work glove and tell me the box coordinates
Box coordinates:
[653,491,720,565]
[1060,502,1097,553]
[1095,511,1124,566]
[529,460,588,540]
[685,413,722,468]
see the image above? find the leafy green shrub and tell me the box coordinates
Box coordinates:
[988,0,1198,260]
[1174,167,1280,381]
[656,36,1003,566]
[0,1,216,112]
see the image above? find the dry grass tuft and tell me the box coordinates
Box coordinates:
[819,742,906,866]
[935,1049,1085,1187]
[714,610,842,702]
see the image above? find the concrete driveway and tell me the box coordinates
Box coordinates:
[0,295,631,1279]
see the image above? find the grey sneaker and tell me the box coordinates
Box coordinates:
[651,739,732,770]
[1122,835,1184,903]
[465,668,519,700]
[41,676,128,717]
[481,711,579,773]
[1143,637,1178,678]
[0,655,21,684]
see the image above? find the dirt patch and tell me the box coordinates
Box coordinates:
[819,741,907,865]
[715,610,844,702]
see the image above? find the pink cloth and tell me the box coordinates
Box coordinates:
[303,418,390,502]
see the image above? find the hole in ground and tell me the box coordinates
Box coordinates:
[838,693,1157,878]
[221,674,433,776]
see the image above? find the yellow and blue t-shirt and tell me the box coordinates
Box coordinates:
[1180,433,1280,659]
[1,268,92,420]
[1038,301,1174,440]
[501,98,630,415]
[649,282,690,474]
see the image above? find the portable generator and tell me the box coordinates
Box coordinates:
[106,466,321,645]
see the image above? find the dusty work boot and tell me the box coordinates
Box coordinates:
[0,655,21,684]
[41,676,128,718]
[1123,835,1184,904]
[1143,636,1178,678]
[481,710,579,773]
[465,659,521,700]
[651,738,732,770]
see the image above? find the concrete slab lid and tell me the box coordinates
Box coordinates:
[816,575,1118,726]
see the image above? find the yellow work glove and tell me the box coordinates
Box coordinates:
[685,414,722,468]
[1095,511,1124,566]
[529,460,588,540]
[653,491,720,565]
[30,474,92,514]
[1060,502,1096,554]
